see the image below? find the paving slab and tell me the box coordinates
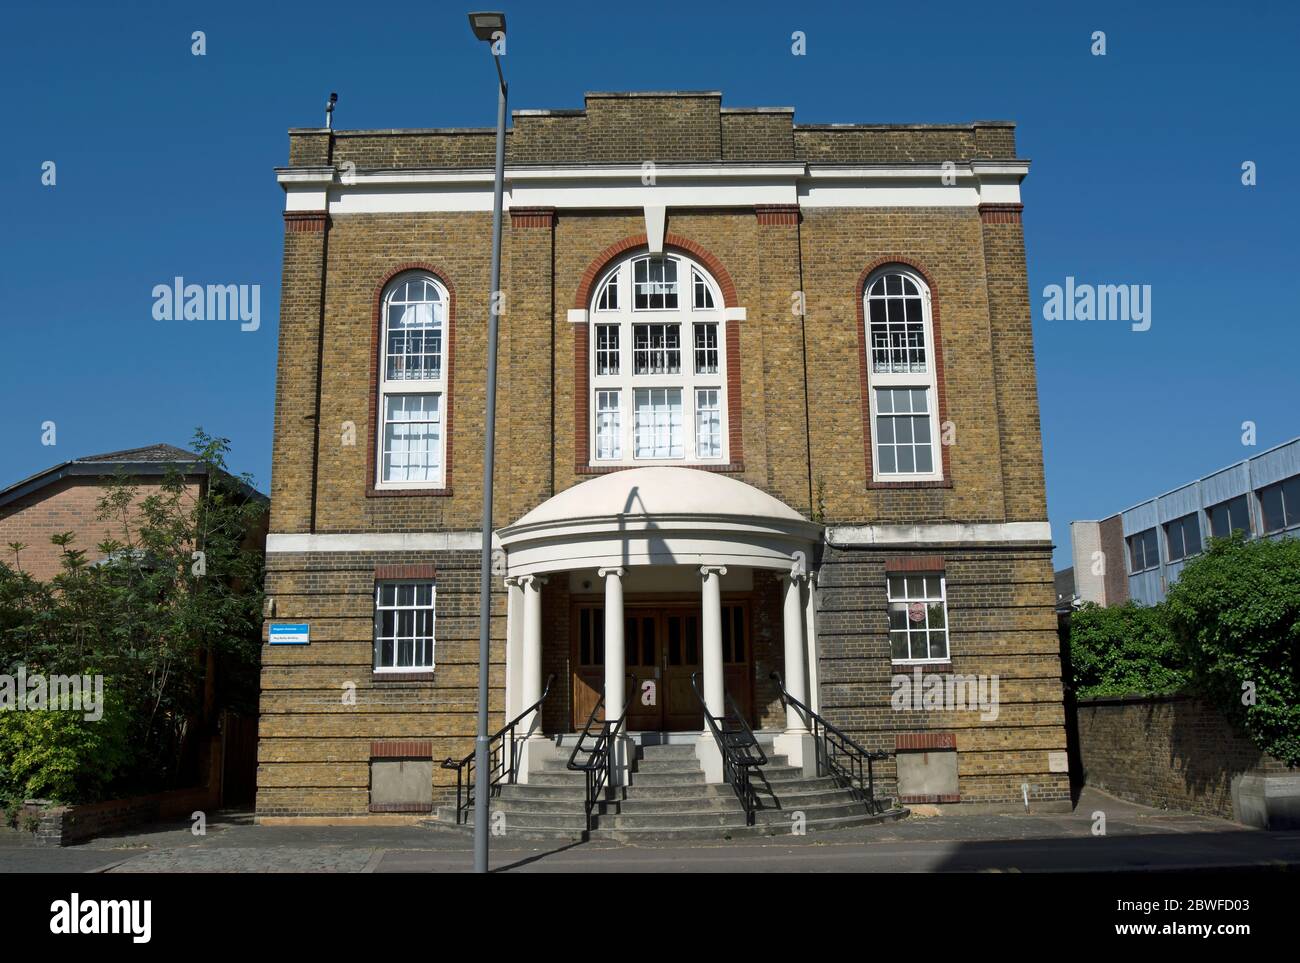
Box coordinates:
[0,787,1294,874]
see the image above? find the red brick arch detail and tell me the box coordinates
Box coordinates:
[572,235,744,474]
[366,262,457,498]
[572,233,739,309]
[854,256,953,489]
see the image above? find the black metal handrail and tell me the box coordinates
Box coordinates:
[689,672,767,825]
[770,671,891,811]
[566,673,636,833]
[439,673,555,825]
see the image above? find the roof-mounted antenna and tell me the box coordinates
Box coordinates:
[325,92,338,129]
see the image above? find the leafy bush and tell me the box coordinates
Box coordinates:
[1166,533,1300,766]
[0,687,133,803]
[1068,601,1189,698]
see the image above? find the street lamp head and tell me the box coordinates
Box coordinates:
[468,11,506,42]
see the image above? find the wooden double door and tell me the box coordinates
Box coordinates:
[572,600,753,732]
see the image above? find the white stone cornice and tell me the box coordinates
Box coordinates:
[824,522,1052,547]
[266,531,498,553]
[276,160,1030,214]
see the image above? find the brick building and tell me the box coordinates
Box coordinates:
[260,90,1069,826]
[0,444,247,581]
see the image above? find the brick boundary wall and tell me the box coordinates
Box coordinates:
[1075,693,1291,821]
[22,784,219,847]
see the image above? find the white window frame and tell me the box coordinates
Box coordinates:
[376,272,448,489]
[373,580,436,672]
[588,253,728,466]
[887,573,950,664]
[864,268,942,482]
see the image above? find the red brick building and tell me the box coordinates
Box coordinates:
[0,444,226,581]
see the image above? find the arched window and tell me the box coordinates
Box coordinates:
[588,252,727,465]
[864,267,941,480]
[376,273,448,487]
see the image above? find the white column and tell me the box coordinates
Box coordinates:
[504,577,524,724]
[803,573,820,715]
[781,574,810,733]
[520,574,546,738]
[599,567,626,719]
[695,564,728,784]
[515,574,557,784]
[600,566,635,786]
[699,565,727,719]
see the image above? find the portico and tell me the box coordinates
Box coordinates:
[497,467,822,784]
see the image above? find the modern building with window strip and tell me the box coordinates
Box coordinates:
[1069,435,1300,608]
[259,90,1069,827]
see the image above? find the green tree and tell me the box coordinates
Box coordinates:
[1166,533,1300,766]
[1068,601,1189,697]
[0,429,265,801]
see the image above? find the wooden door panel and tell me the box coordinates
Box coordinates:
[625,613,662,731]
[723,665,751,722]
[572,671,602,728]
[571,604,606,730]
[721,602,754,727]
[662,610,702,730]
[571,601,754,732]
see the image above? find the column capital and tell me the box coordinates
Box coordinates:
[597,566,626,579]
[517,573,549,589]
[699,565,728,578]
[503,575,519,587]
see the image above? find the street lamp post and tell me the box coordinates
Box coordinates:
[468,9,507,875]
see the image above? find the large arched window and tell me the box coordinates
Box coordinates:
[863,267,941,480]
[587,252,728,465]
[376,272,448,488]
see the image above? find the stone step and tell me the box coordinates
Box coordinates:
[539,759,601,773]
[752,776,859,797]
[484,796,617,816]
[753,798,878,825]
[432,804,908,842]
[497,783,606,802]
[526,770,591,786]
[587,807,908,842]
[631,758,706,774]
[621,785,858,815]
[456,808,592,831]
[615,782,738,801]
[748,765,823,784]
[598,811,750,831]
[626,770,708,787]
[636,743,701,759]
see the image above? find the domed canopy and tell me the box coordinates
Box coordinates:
[499,467,820,577]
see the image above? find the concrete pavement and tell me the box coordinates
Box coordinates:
[1,788,1296,873]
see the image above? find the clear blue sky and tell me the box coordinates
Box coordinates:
[3,0,1297,566]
